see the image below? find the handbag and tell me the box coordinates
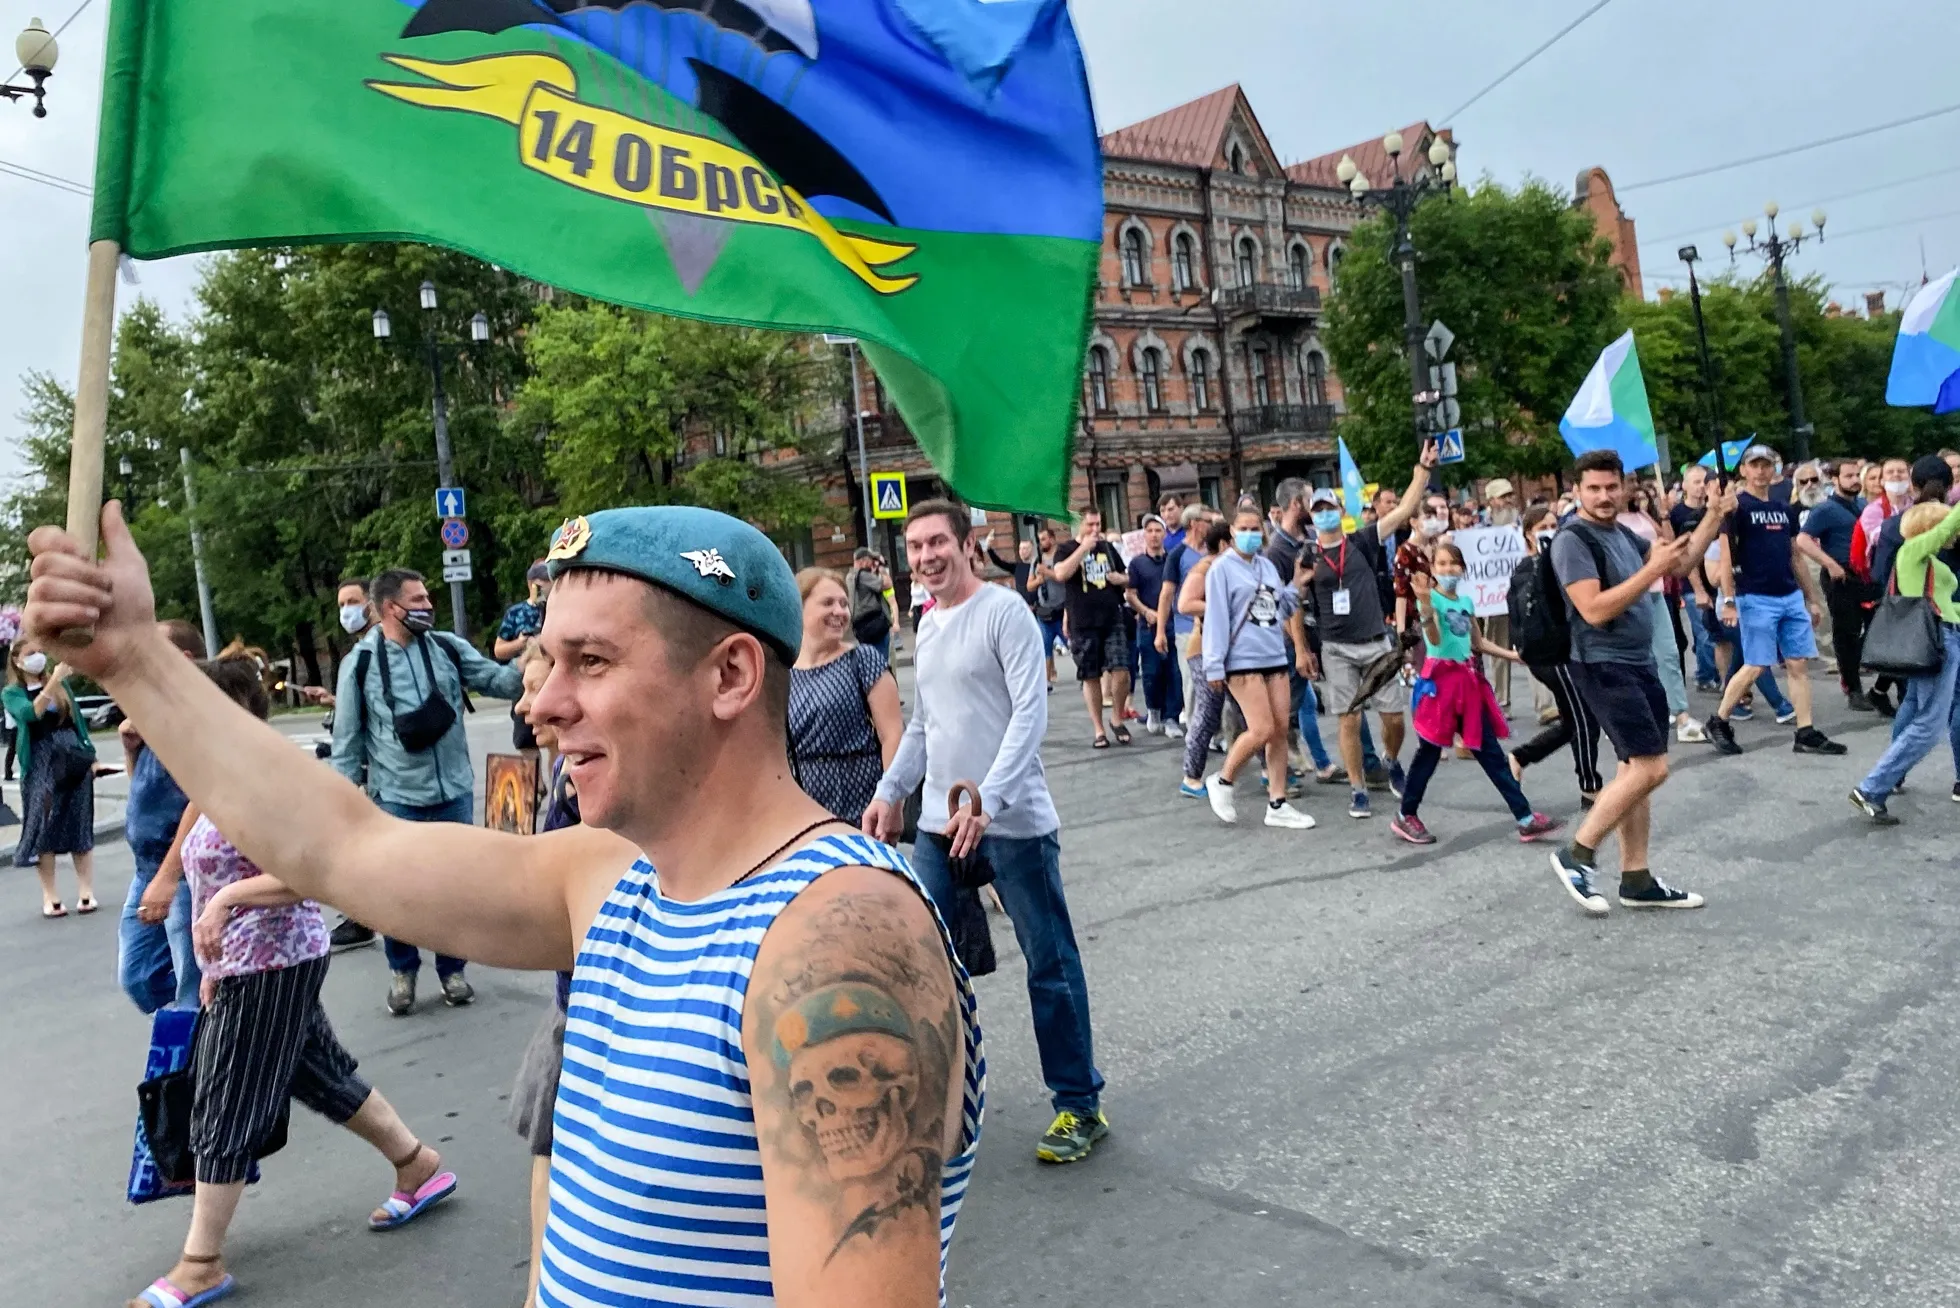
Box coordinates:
[923,782,994,891]
[380,635,458,753]
[129,1009,281,1201]
[41,724,95,789]
[1863,560,1945,678]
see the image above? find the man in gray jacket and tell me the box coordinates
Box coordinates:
[333,567,524,1014]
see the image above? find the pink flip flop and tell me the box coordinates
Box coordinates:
[369,1170,457,1231]
[131,1273,236,1307]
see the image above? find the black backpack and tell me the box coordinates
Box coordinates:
[1516,521,1626,666]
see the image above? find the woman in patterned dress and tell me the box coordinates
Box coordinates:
[788,568,903,825]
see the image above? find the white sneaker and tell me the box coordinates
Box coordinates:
[1205,774,1238,824]
[1676,717,1707,743]
[1146,711,1163,735]
[1263,801,1316,830]
[1163,721,1185,740]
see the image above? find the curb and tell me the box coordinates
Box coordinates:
[0,816,126,866]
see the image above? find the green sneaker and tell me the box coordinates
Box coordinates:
[1036,1109,1110,1164]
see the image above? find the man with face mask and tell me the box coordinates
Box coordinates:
[1800,459,1873,710]
[332,567,525,1015]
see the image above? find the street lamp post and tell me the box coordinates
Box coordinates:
[2,17,57,117]
[371,281,491,638]
[1677,245,1728,487]
[1725,202,1826,463]
[1339,133,1457,446]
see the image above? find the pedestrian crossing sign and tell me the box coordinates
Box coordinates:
[1436,429,1465,465]
[871,472,908,520]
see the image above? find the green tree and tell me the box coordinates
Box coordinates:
[511,302,838,532]
[1323,177,1625,485]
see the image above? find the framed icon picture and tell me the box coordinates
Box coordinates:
[483,752,540,835]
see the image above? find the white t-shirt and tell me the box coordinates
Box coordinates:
[874,581,1059,840]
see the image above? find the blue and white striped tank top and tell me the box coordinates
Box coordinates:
[540,832,986,1307]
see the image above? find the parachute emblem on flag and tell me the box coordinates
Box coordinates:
[368,53,920,294]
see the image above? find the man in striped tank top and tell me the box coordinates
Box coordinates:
[26,502,984,1308]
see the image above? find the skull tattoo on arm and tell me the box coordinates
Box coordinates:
[748,880,962,1270]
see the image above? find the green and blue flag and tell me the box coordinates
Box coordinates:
[89,0,1103,514]
[1559,330,1659,469]
[1887,269,1960,414]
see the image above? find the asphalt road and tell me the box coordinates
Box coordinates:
[9,676,1960,1307]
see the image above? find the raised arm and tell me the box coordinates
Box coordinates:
[743,865,963,1308]
[1373,444,1440,542]
[26,506,633,972]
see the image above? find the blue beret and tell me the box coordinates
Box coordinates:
[545,506,803,661]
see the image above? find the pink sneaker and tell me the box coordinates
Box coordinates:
[1516,812,1565,843]
[1389,813,1435,845]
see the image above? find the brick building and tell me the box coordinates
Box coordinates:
[1574,166,1643,299]
[783,88,1456,590]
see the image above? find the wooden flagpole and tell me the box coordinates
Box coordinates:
[61,238,122,641]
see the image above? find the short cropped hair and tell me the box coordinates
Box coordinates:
[370,569,424,608]
[161,619,206,658]
[1573,449,1625,479]
[905,498,971,545]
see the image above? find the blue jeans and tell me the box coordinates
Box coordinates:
[866,633,891,663]
[1715,613,1792,715]
[1292,673,1333,771]
[377,794,474,978]
[1860,625,1960,796]
[910,830,1103,1115]
[1139,635,1186,723]
[118,851,201,1013]
[1038,614,1064,660]
[1685,600,1719,685]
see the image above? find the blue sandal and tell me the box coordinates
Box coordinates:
[129,1256,235,1308]
[369,1167,458,1231]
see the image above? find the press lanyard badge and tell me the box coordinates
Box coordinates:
[1332,588,1352,615]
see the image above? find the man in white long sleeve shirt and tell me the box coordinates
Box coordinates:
[864,499,1108,1165]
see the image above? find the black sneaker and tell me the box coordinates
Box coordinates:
[1849,788,1900,826]
[1036,1109,1110,1164]
[1847,691,1876,713]
[1871,691,1897,719]
[1793,726,1847,756]
[1952,781,1960,804]
[329,918,376,953]
[1618,876,1706,910]
[387,970,417,1016]
[1704,715,1743,755]
[1550,847,1608,916]
[1363,765,1393,791]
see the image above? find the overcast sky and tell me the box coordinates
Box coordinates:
[3,0,1957,483]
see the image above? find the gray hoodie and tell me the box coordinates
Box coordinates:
[1201,550,1298,682]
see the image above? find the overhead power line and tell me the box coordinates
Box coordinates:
[0,159,90,197]
[1437,0,1617,125]
[1620,101,1960,193]
[1637,161,1960,250]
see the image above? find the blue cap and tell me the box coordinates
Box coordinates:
[544,506,802,662]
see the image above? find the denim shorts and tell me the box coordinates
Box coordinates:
[1736,591,1817,667]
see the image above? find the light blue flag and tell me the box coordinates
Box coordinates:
[1338,437,1367,521]
[1697,438,1752,471]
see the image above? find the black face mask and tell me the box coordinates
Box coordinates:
[401,608,436,634]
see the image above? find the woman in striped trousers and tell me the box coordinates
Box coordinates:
[126,658,455,1308]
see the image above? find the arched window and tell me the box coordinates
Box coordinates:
[1250,346,1271,407]
[1190,351,1213,411]
[1173,233,1197,291]
[1288,244,1309,291]
[1087,346,1111,411]
[1140,349,1164,411]
[1121,227,1148,286]
[1236,237,1257,289]
[1328,244,1345,284]
[1305,350,1328,406]
[1229,143,1247,175]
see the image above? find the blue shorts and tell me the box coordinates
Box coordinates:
[1736,591,1817,667]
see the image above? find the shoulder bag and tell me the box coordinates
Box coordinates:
[1863,559,1944,678]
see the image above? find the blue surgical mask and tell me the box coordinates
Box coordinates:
[1312,509,1344,533]
[1434,574,1461,597]
[1233,530,1263,556]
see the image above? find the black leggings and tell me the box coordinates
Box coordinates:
[1512,663,1606,794]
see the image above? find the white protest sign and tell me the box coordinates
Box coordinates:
[1454,525,1527,617]
[1118,529,1148,564]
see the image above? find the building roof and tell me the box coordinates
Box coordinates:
[1100,85,1281,175]
[1287,122,1443,191]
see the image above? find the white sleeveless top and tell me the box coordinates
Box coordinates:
[539,833,985,1306]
